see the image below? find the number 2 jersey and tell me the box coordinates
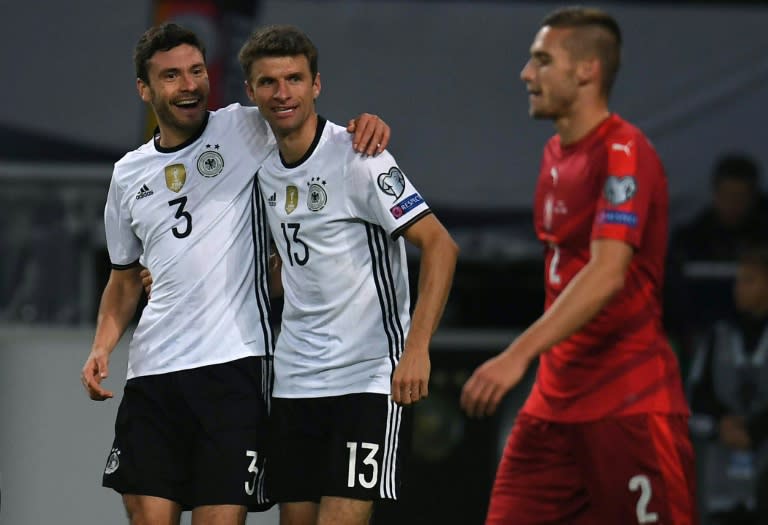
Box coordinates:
[257,117,431,398]
[524,114,689,421]
[104,103,274,379]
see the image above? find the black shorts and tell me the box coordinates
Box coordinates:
[102,356,273,511]
[267,393,411,503]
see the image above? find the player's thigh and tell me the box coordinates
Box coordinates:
[486,413,589,525]
[183,356,272,511]
[122,494,182,525]
[279,502,319,525]
[103,374,193,505]
[325,393,410,502]
[190,504,247,525]
[577,413,698,525]
[317,496,373,525]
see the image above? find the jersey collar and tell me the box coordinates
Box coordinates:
[153,111,211,154]
[279,115,327,169]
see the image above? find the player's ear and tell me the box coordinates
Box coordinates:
[137,78,151,103]
[576,57,599,87]
[244,79,256,102]
[313,72,321,100]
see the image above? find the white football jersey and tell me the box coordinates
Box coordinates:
[105,103,276,379]
[258,118,432,397]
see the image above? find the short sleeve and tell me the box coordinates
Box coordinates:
[232,104,276,164]
[592,135,656,248]
[345,151,432,239]
[104,170,142,268]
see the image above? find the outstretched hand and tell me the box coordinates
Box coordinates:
[460,350,530,418]
[347,113,390,156]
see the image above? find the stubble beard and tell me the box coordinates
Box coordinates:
[153,91,208,140]
[530,91,574,121]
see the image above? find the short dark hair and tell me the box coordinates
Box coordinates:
[712,153,761,189]
[238,25,318,81]
[541,6,622,96]
[133,23,206,84]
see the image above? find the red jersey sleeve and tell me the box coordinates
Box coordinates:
[591,134,653,248]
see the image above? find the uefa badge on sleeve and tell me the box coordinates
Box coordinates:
[603,175,637,205]
[377,167,406,201]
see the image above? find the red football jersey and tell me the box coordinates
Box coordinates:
[522,114,689,421]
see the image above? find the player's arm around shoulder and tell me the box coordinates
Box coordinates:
[327,113,392,157]
[392,215,459,406]
[345,113,390,155]
[81,266,143,401]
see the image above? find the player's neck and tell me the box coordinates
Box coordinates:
[155,115,208,150]
[277,112,319,165]
[555,100,610,146]
[156,124,194,149]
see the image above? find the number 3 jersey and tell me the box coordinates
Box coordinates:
[526,114,689,421]
[257,117,431,398]
[104,103,275,379]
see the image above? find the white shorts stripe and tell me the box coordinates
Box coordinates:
[379,397,402,499]
[389,403,402,497]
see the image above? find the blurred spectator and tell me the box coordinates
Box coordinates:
[672,153,768,262]
[687,244,768,525]
[666,153,768,358]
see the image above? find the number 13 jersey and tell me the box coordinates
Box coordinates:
[257,117,432,398]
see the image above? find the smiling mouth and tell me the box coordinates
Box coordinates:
[273,106,297,115]
[173,98,201,109]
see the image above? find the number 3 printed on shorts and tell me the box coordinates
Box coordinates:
[346,442,379,489]
[244,450,259,496]
[629,474,658,523]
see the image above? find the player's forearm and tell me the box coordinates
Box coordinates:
[91,271,143,354]
[508,260,624,361]
[268,251,284,298]
[405,234,459,351]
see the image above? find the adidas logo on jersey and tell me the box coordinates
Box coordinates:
[136,184,154,200]
[267,192,277,207]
